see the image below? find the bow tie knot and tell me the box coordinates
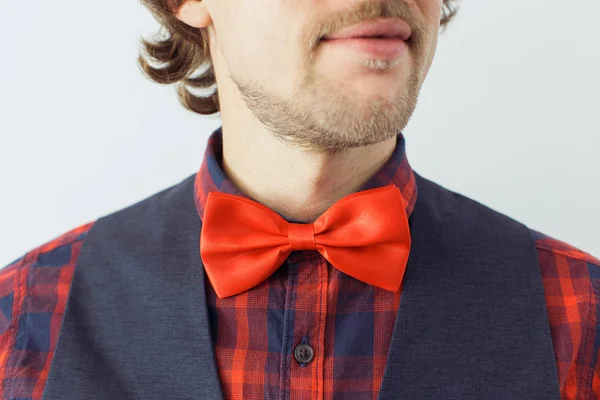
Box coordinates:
[288,223,317,251]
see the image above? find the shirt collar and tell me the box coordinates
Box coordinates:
[194,126,418,223]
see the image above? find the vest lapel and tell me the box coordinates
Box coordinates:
[378,173,560,399]
[43,174,224,400]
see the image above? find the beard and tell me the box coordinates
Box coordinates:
[231,64,422,155]
[228,1,430,155]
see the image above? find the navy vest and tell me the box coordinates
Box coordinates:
[42,172,561,399]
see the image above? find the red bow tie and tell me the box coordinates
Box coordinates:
[200,184,411,299]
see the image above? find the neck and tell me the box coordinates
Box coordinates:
[220,121,397,223]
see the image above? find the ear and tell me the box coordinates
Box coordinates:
[174,0,212,28]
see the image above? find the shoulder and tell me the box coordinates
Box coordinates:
[532,228,599,324]
[530,229,600,398]
[1,220,95,286]
[0,221,95,398]
[532,229,600,274]
[533,229,599,264]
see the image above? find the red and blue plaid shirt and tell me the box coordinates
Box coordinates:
[1,129,599,399]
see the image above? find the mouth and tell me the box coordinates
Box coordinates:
[318,36,408,60]
[321,35,404,41]
[320,18,412,42]
[317,18,412,59]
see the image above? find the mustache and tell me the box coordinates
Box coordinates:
[305,1,427,49]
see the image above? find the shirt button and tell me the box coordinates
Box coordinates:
[293,343,314,364]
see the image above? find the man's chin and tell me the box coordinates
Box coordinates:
[312,113,406,147]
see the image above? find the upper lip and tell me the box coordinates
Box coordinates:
[321,18,412,41]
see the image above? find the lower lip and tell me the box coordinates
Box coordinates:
[320,37,407,59]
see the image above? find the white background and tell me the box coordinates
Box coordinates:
[0,0,598,266]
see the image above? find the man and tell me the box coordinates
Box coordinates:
[0,0,598,399]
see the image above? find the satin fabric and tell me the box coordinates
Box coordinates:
[200,183,411,299]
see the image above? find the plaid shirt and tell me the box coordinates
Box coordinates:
[1,128,599,399]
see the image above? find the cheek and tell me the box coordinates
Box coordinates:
[216,25,297,91]
[426,32,439,69]
[417,0,444,24]
[215,13,282,66]
[416,0,443,62]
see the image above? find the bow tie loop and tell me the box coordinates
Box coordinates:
[288,223,317,251]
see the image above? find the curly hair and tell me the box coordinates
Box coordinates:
[137,1,459,116]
